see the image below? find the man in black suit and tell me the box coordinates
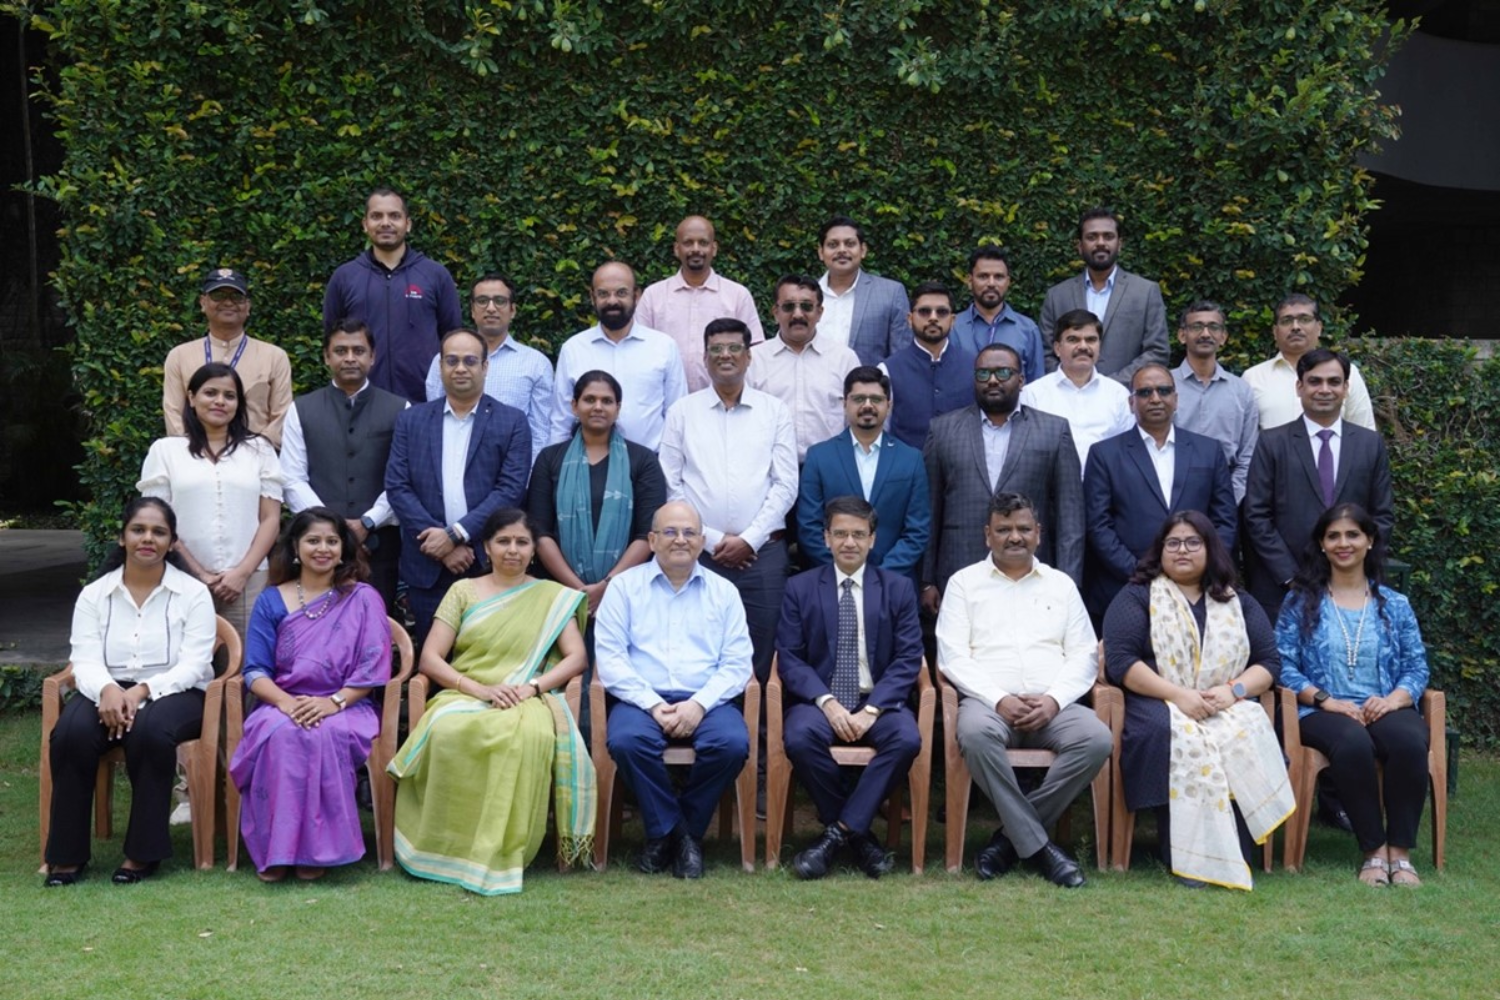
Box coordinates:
[1243,348,1394,618]
[921,344,1084,620]
[775,496,924,880]
[1039,207,1169,384]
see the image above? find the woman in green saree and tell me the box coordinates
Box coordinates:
[388,507,593,895]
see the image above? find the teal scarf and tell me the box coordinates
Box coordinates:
[555,430,633,584]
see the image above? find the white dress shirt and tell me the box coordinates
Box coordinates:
[279,381,403,527]
[816,272,860,350]
[137,437,283,574]
[441,401,478,530]
[635,270,766,392]
[68,564,217,704]
[424,336,554,463]
[980,411,1015,492]
[746,336,861,462]
[850,431,884,499]
[935,556,1097,711]
[550,323,688,449]
[658,386,798,552]
[1138,425,1176,503]
[1241,353,1376,430]
[1019,369,1133,468]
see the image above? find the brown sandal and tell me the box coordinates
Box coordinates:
[1358,856,1390,887]
[1389,859,1422,887]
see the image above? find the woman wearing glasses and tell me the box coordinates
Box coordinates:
[1103,511,1294,889]
[388,508,592,895]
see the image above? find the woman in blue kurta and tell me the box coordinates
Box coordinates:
[1277,502,1430,887]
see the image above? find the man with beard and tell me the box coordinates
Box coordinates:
[747,275,862,463]
[1019,309,1133,469]
[921,345,1085,619]
[950,248,1044,382]
[1170,300,1260,503]
[636,215,766,392]
[1243,293,1376,431]
[322,188,463,402]
[815,215,912,366]
[879,281,977,449]
[550,261,688,450]
[796,367,931,581]
[422,273,553,464]
[1039,207,1169,383]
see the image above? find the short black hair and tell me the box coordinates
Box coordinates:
[988,492,1036,522]
[323,317,374,351]
[774,274,823,306]
[818,215,866,245]
[967,246,1011,273]
[843,366,891,397]
[1055,309,1102,337]
[1296,347,1349,380]
[910,281,955,310]
[824,495,878,533]
[1275,292,1319,319]
[1177,299,1225,328]
[976,343,1023,369]
[439,328,487,354]
[1077,206,1121,237]
[470,272,517,303]
[704,317,752,349]
[365,187,407,213]
[572,369,623,404]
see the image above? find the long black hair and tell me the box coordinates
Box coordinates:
[1129,510,1239,603]
[183,362,257,459]
[268,506,368,591]
[95,496,194,579]
[1288,502,1389,638]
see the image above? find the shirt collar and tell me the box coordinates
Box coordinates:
[670,269,721,292]
[443,398,479,420]
[987,556,1042,582]
[1303,414,1343,439]
[105,563,197,599]
[648,557,705,588]
[589,324,642,344]
[849,429,884,454]
[819,270,861,298]
[488,337,517,357]
[1083,266,1119,292]
[835,563,868,590]
[329,380,371,399]
[769,335,823,356]
[1173,359,1226,384]
[1138,424,1176,448]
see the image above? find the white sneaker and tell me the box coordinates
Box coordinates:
[169,800,193,826]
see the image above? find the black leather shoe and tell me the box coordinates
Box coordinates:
[637,835,675,875]
[43,864,86,888]
[974,829,1018,881]
[111,860,160,885]
[1026,841,1085,888]
[792,824,848,880]
[673,833,705,879]
[1317,791,1354,833]
[848,830,894,879]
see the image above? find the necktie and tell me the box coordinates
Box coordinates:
[1317,429,1336,506]
[832,579,861,711]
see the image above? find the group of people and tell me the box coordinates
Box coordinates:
[42,191,1432,896]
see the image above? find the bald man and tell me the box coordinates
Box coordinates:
[550,260,689,450]
[636,216,766,392]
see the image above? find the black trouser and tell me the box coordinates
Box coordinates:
[1297,707,1429,852]
[365,525,402,618]
[46,687,206,867]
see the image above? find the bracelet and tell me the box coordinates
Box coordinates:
[532,682,544,698]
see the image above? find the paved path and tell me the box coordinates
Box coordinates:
[0,530,86,666]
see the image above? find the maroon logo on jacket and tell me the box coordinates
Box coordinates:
[405,284,425,300]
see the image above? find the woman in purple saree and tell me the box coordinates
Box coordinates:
[229,507,391,881]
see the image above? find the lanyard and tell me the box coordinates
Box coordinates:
[205,335,248,369]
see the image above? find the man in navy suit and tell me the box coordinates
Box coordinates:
[1083,364,1237,624]
[775,496,924,879]
[385,328,532,643]
[797,366,931,580]
[815,215,912,366]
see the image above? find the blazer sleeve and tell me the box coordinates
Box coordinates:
[866,573,923,710]
[920,430,945,588]
[1205,440,1239,552]
[525,445,563,540]
[1110,279,1170,384]
[384,409,439,532]
[456,408,532,541]
[774,576,832,705]
[796,451,834,568]
[877,453,931,577]
[1243,433,1297,587]
[1051,423,1086,584]
[1083,444,1139,582]
[883,280,912,359]
[629,445,667,541]
[1039,286,1061,372]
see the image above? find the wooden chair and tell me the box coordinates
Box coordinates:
[38,614,242,872]
[764,655,935,873]
[590,674,761,872]
[225,617,416,871]
[936,658,1117,873]
[1280,689,1447,872]
[404,666,584,873]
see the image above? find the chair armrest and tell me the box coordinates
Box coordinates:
[564,675,582,723]
[407,674,429,731]
[1421,689,1445,757]
[589,675,609,763]
[213,616,244,681]
[765,659,784,752]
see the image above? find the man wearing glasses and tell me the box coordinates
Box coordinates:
[950,248,1045,382]
[921,344,1084,621]
[1242,293,1376,430]
[879,281,977,449]
[422,273,553,464]
[162,267,293,447]
[747,274,861,463]
[1082,364,1237,626]
[1171,300,1260,503]
[1018,309,1133,468]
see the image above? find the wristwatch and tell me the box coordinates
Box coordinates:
[330,692,347,712]
[360,515,376,532]
[1231,682,1246,701]
[862,704,882,717]
[1312,689,1331,707]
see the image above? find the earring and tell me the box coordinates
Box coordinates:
[293,556,301,566]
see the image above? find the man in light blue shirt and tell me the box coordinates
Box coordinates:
[950,247,1045,382]
[595,500,753,879]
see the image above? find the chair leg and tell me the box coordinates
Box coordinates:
[763,754,793,869]
[593,761,617,872]
[907,766,929,877]
[944,775,972,875]
[368,758,397,871]
[1090,763,1110,870]
[884,785,905,850]
[94,760,115,840]
[734,765,757,872]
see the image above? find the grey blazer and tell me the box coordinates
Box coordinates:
[1242,418,1395,615]
[844,269,913,367]
[921,404,1085,593]
[1039,268,1169,384]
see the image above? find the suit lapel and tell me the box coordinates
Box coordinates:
[996,408,1030,488]
[819,565,841,674]
[1124,431,1167,509]
[966,408,991,491]
[847,270,871,357]
[1168,435,1190,509]
[833,433,865,500]
[867,438,891,503]
[861,566,881,677]
[1333,425,1362,498]
[465,399,491,467]
[1288,421,1324,501]
[1101,270,1128,333]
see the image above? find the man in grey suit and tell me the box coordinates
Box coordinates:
[921,344,1085,618]
[1243,348,1394,618]
[1039,207,1169,384]
[816,215,912,367]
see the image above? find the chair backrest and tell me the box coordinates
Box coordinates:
[213,615,243,680]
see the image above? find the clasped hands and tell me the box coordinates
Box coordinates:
[97,684,150,740]
[996,693,1061,732]
[1170,684,1239,722]
[204,566,251,604]
[1322,692,1405,726]
[417,526,473,574]
[278,694,340,729]
[651,699,706,738]
[820,699,876,743]
[710,535,756,571]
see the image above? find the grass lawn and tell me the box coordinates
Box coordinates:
[4,709,1496,1000]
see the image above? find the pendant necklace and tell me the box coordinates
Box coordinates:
[1329,585,1369,681]
[298,581,337,620]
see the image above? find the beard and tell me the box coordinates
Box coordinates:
[598,303,635,331]
[977,389,1018,416]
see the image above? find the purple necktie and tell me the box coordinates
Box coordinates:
[1316,429,1336,506]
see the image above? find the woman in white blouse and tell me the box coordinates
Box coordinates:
[44,497,218,886]
[138,362,282,637]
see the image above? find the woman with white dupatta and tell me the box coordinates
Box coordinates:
[1103,510,1295,889]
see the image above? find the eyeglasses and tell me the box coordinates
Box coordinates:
[473,295,511,308]
[207,289,247,303]
[706,343,747,356]
[1132,385,1176,399]
[1182,321,1225,334]
[654,527,701,540]
[1163,536,1204,552]
[1276,313,1318,328]
[914,306,952,318]
[974,367,1018,383]
[777,301,819,314]
[847,394,888,406]
[442,354,483,368]
[828,529,871,542]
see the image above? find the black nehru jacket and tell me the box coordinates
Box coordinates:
[294,384,407,517]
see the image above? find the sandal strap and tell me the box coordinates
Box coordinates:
[1360,856,1391,872]
[1390,859,1419,874]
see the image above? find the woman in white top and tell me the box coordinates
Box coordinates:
[44,497,217,886]
[138,362,282,637]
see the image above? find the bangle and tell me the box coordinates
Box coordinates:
[532,682,544,698]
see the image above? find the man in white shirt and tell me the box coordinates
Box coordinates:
[550,261,688,449]
[815,215,912,366]
[635,216,766,392]
[936,492,1111,888]
[1019,309,1132,468]
[1242,293,1376,430]
[659,317,798,684]
[747,274,862,463]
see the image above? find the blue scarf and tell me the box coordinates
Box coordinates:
[555,430,633,584]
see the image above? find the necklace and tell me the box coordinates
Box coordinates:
[1329,586,1370,680]
[297,580,337,620]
